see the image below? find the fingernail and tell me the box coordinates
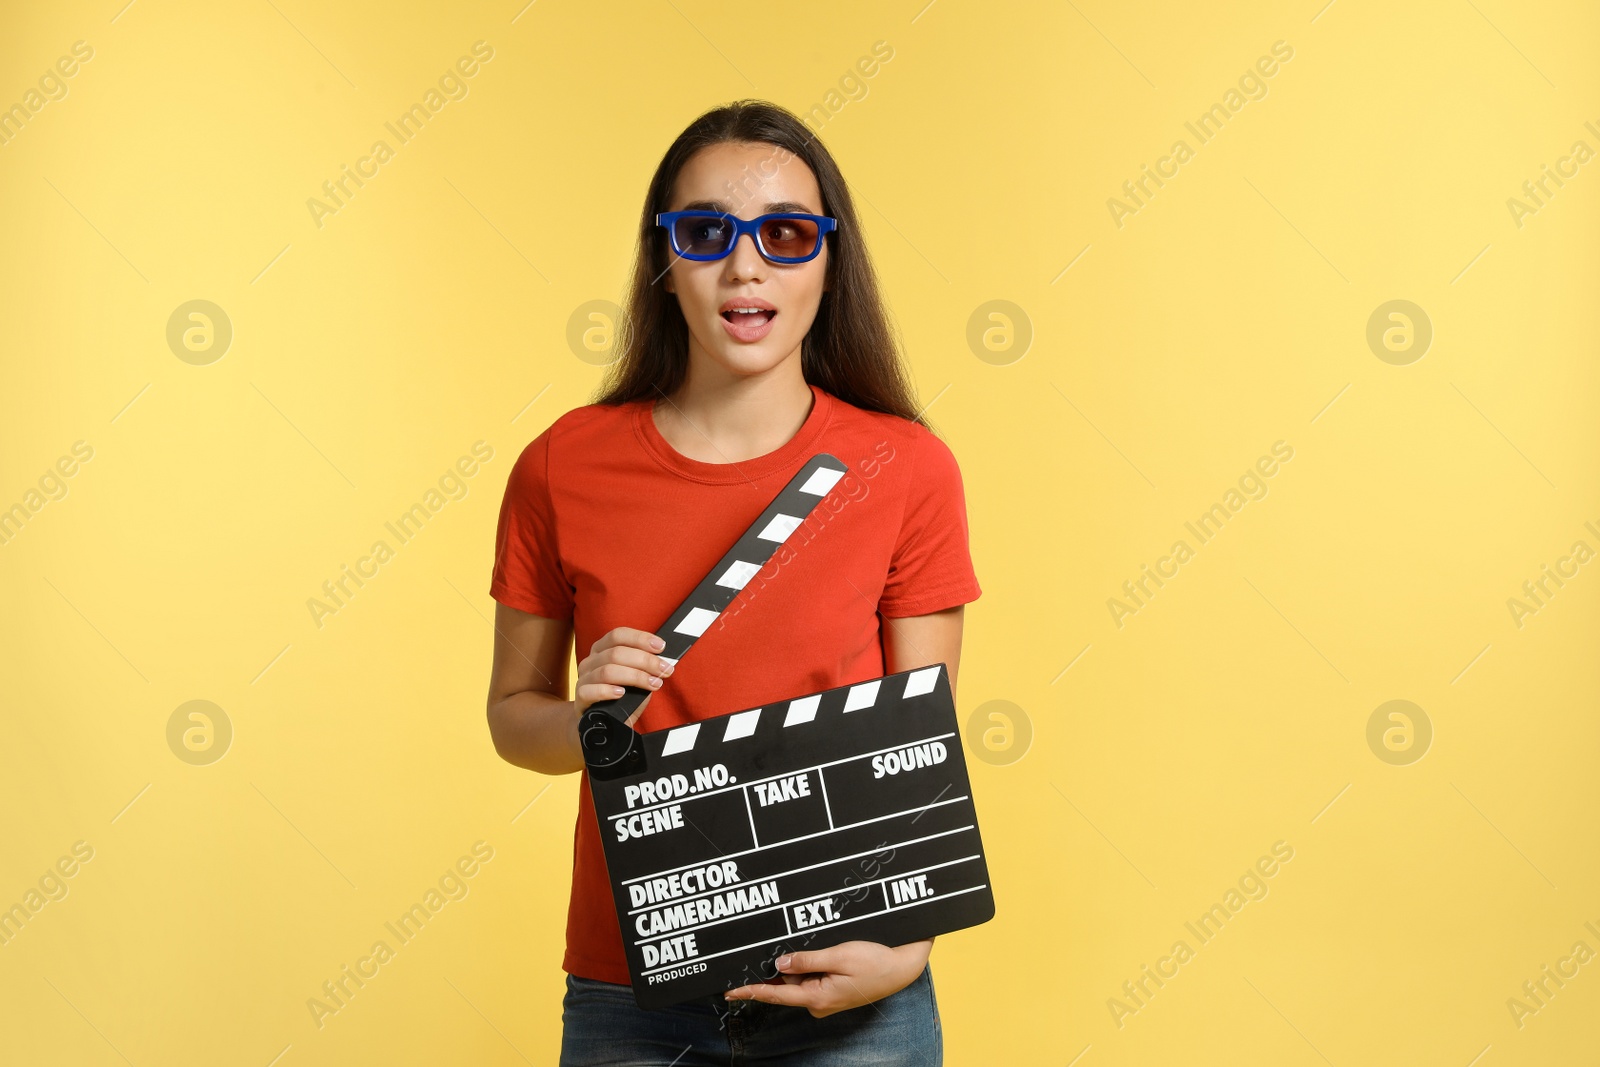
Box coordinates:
[651,636,665,650]
[662,663,675,676]
[612,686,625,695]
[777,954,792,969]
[649,677,661,687]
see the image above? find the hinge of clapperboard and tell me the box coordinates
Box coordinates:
[580,453,852,781]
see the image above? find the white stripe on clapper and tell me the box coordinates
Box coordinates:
[842,680,881,712]
[783,694,821,727]
[798,467,844,495]
[903,665,941,698]
[757,513,803,541]
[674,606,720,637]
[723,708,761,741]
[660,722,700,756]
[716,560,761,589]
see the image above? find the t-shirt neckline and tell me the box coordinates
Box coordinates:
[633,382,835,485]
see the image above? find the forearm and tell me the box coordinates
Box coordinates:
[896,937,934,970]
[488,689,584,775]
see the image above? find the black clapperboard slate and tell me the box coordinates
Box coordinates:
[579,453,995,1009]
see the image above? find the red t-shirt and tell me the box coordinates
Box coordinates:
[488,381,982,984]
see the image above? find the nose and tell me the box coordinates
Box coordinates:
[723,231,767,281]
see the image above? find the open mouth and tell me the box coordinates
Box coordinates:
[721,308,777,325]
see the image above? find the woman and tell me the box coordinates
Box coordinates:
[486,98,981,1065]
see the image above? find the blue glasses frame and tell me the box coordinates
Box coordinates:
[656,210,837,264]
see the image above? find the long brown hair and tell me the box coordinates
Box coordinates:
[592,99,929,429]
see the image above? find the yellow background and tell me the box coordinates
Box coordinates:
[2,0,1597,1063]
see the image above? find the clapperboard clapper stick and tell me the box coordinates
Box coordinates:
[579,454,854,779]
[580,453,996,1009]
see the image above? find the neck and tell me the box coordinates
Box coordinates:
[653,355,813,465]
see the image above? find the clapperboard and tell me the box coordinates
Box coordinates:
[580,454,995,1009]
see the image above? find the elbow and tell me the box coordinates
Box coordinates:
[485,690,578,775]
[485,699,513,764]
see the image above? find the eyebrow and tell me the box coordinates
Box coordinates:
[679,199,818,215]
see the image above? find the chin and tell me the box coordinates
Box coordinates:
[718,350,789,376]
[706,343,790,376]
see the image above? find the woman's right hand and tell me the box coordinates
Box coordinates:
[574,626,676,728]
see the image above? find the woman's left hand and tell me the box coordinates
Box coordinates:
[723,938,933,1018]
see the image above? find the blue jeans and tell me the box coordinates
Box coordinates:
[558,963,942,1066]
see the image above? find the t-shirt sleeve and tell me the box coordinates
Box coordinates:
[877,431,983,618]
[489,428,576,620]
